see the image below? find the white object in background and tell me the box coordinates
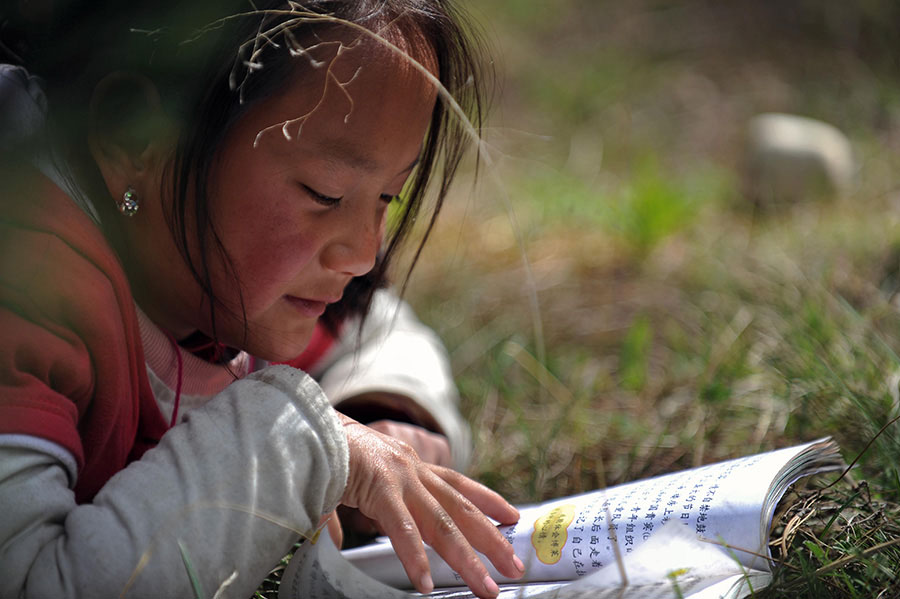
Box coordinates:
[744,112,855,206]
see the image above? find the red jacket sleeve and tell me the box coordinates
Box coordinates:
[0,172,166,503]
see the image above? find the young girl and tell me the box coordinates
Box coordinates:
[0,1,525,597]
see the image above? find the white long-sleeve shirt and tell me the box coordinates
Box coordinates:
[0,366,349,598]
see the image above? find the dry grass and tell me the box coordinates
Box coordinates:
[766,478,900,598]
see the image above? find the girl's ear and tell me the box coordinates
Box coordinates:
[88,71,174,192]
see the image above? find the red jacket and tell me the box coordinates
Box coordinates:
[0,170,168,503]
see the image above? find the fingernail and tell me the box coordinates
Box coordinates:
[419,573,434,594]
[483,574,500,597]
[513,554,525,574]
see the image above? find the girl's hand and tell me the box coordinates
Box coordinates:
[367,419,452,467]
[338,413,524,598]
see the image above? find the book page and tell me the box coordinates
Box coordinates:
[280,519,771,599]
[342,439,840,588]
[425,574,768,599]
[423,520,773,598]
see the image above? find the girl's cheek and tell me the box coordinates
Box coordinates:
[264,233,321,280]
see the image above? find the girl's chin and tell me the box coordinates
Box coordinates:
[241,330,316,363]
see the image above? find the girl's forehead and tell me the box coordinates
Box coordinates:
[238,36,436,173]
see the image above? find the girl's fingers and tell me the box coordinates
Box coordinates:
[430,466,521,525]
[376,500,436,595]
[420,470,524,581]
[406,489,502,599]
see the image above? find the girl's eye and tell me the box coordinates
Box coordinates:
[303,184,342,207]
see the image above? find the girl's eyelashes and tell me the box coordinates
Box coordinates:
[302,184,342,207]
[301,184,398,206]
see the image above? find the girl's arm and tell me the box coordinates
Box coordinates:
[1,366,523,599]
[0,366,348,599]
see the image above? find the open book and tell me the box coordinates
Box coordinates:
[279,438,844,599]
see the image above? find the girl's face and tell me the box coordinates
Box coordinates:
[122,39,437,360]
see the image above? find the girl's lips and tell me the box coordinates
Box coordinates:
[285,296,328,318]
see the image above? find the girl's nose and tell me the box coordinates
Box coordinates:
[320,205,385,276]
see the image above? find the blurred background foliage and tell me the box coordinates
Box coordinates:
[396,0,900,512]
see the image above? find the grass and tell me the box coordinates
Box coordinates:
[767,478,900,598]
[404,1,900,595]
[396,162,900,597]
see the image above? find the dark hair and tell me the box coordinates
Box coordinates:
[1,0,488,342]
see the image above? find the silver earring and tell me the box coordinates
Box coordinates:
[117,186,139,217]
